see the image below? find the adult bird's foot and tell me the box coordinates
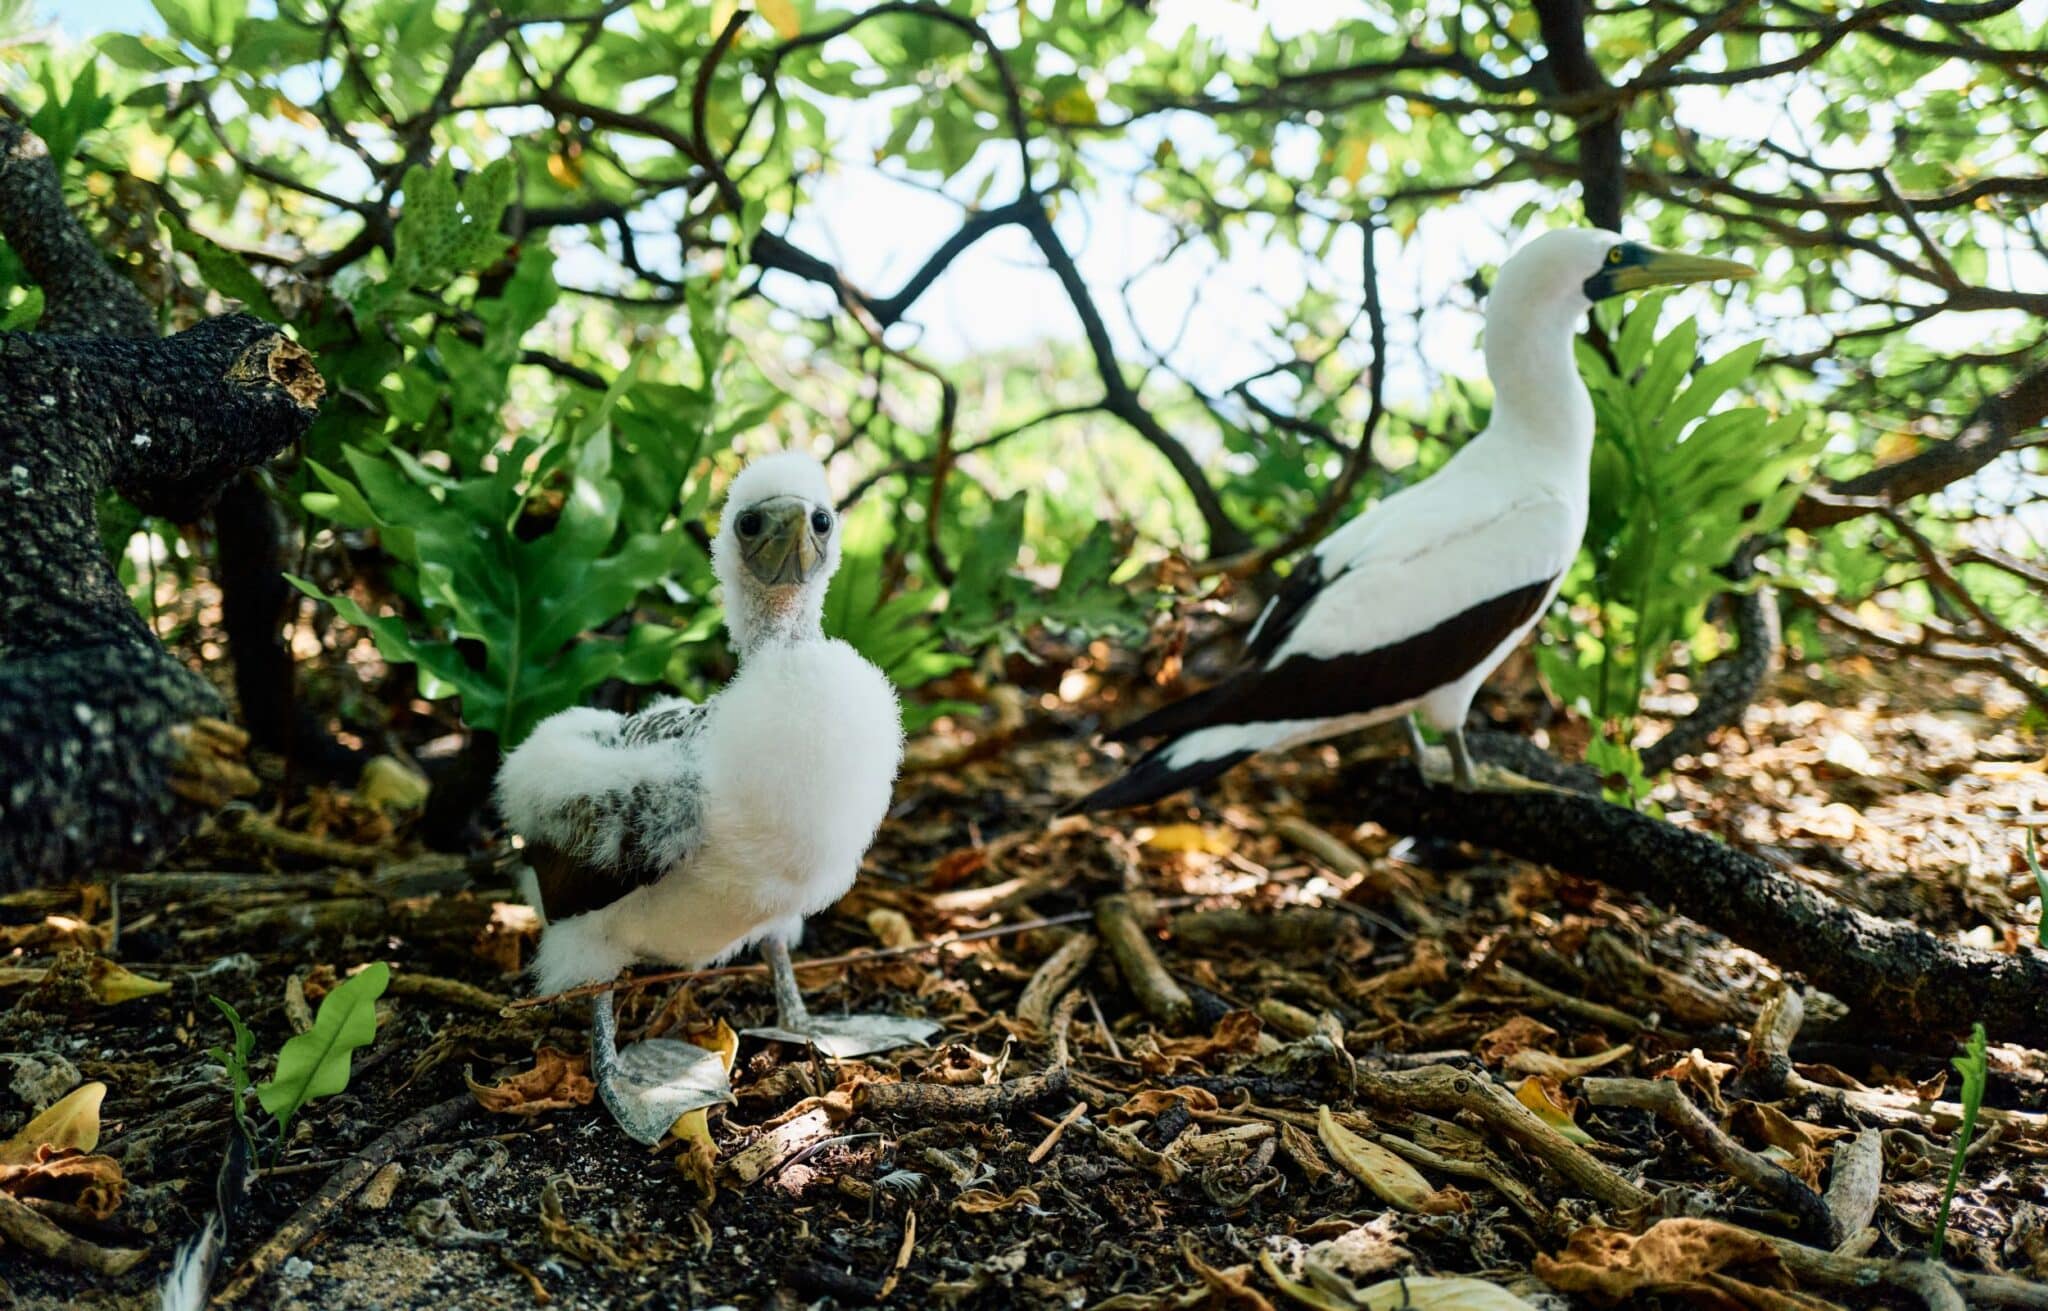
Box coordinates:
[1413,743,1568,795]
[1457,761,1571,795]
[591,993,733,1146]
[743,1013,942,1060]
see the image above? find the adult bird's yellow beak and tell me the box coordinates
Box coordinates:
[739,497,825,586]
[1588,243,1757,300]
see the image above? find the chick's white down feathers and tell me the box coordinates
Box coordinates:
[496,451,902,995]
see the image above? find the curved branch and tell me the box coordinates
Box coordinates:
[1340,743,2048,1049]
[1791,357,2048,529]
[1641,538,1780,773]
[1193,218,1389,580]
[0,121,154,338]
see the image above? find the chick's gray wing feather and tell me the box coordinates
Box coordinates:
[517,697,712,921]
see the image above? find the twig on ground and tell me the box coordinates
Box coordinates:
[1096,895,1196,1030]
[1582,1075,1838,1244]
[215,1093,472,1305]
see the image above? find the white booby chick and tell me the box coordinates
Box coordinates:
[1070,229,1756,812]
[496,450,936,1143]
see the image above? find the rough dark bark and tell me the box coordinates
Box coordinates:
[1533,0,1625,231]
[1790,357,2048,530]
[1641,538,1780,774]
[0,123,155,339]
[213,471,362,780]
[1341,739,2048,1050]
[0,316,322,887]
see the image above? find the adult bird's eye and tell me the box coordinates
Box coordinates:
[810,509,832,535]
[736,510,764,537]
[1608,247,1624,264]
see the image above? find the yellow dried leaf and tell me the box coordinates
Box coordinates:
[667,1019,740,1154]
[1350,1276,1541,1309]
[866,908,916,948]
[0,1082,104,1164]
[953,1186,1041,1214]
[1316,1106,1461,1214]
[1513,1076,1596,1146]
[87,958,171,1004]
[1505,1044,1633,1080]
[756,0,801,39]
[1142,823,1237,855]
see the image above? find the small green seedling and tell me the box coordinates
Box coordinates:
[2026,828,2045,949]
[208,996,258,1155]
[209,962,391,1155]
[1930,1022,1988,1261]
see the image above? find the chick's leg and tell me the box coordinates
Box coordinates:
[743,925,941,1059]
[589,988,733,1146]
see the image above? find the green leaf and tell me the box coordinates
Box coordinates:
[98,33,179,71]
[1931,1022,1988,1260]
[0,287,45,331]
[255,961,389,1139]
[163,215,282,322]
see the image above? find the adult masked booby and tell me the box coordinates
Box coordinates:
[497,451,936,1142]
[1070,228,1756,813]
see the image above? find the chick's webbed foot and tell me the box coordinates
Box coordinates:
[741,937,940,1059]
[590,991,733,1146]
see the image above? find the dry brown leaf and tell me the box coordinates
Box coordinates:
[1476,1015,1559,1066]
[0,1148,126,1219]
[1726,1103,1848,1189]
[1658,1049,1736,1115]
[1183,1242,1276,1311]
[1534,1219,1799,1305]
[468,1048,595,1117]
[1105,1087,1221,1124]
[1316,1106,1466,1215]
[1135,1011,1264,1076]
[0,1082,103,1165]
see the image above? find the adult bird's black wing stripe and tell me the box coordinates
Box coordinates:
[1242,553,1327,664]
[1061,746,1255,816]
[1102,682,1231,744]
[1134,577,1556,735]
[1105,555,1329,744]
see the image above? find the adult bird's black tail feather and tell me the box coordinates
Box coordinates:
[1061,744,1255,816]
[1101,682,1234,744]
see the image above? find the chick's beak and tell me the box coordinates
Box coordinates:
[1610,247,1758,294]
[740,497,825,586]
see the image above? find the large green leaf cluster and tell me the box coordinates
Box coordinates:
[1539,296,1828,771]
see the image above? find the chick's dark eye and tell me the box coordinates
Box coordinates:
[736,510,764,537]
[810,509,832,535]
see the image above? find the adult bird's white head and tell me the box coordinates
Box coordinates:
[1483,228,1756,456]
[711,450,842,654]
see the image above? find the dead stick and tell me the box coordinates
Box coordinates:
[1758,1231,2048,1310]
[1095,894,1194,1030]
[1738,981,1804,1097]
[855,1066,1072,1120]
[1823,1128,1883,1244]
[0,1189,144,1276]
[1016,932,1097,1032]
[1583,1076,1836,1244]
[1352,1065,1654,1212]
[214,1093,471,1305]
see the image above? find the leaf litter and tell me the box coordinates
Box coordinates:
[0,657,2041,1308]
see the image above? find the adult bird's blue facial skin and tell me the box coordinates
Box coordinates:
[1583,241,1757,301]
[733,495,832,586]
